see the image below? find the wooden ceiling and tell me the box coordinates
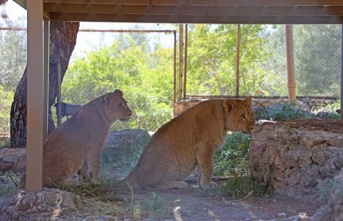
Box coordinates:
[14,0,343,24]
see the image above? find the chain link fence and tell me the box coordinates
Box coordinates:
[0,22,342,134]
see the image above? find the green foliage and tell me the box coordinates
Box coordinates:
[62,35,174,131]
[219,177,272,198]
[264,25,341,97]
[295,25,341,97]
[0,171,19,196]
[186,24,272,96]
[254,102,315,121]
[0,84,14,134]
[0,137,10,148]
[213,132,251,177]
[0,17,27,91]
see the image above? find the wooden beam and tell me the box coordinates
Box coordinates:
[49,13,343,24]
[42,0,343,6]
[44,5,343,16]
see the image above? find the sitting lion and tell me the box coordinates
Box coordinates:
[121,97,254,190]
[21,89,132,187]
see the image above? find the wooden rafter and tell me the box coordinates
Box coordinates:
[13,0,343,24]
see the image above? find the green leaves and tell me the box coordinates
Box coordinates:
[186,24,270,96]
[62,35,174,131]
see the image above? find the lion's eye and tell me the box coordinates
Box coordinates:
[241,114,246,119]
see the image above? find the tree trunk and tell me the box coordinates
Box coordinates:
[10,22,79,148]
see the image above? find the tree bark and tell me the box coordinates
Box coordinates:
[10,22,79,148]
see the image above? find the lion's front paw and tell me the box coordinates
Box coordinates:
[90,177,100,185]
[200,181,218,190]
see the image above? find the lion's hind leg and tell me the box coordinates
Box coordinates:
[42,151,82,187]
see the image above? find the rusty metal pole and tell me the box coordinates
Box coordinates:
[235,24,241,97]
[178,24,184,100]
[26,0,44,192]
[286,24,296,102]
[173,31,177,114]
[183,24,188,99]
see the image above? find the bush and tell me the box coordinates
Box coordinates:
[253,101,315,121]
[213,132,251,177]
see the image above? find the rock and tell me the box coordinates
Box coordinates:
[0,148,26,174]
[312,146,327,166]
[328,136,343,148]
[311,168,343,221]
[1,188,78,220]
[299,131,326,149]
[103,129,151,160]
[277,212,287,218]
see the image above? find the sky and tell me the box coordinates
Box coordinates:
[0,0,175,62]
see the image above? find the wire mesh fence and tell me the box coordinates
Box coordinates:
[0,21,342,134]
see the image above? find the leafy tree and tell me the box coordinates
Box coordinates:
[186,24,270,96]
[262,25,341,97]
[294,25,341,96]
[62,35,174,131]
[260,25,288,96]
[0,84,13,133]
[0,16,26,91]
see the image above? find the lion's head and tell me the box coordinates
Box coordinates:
[103,89,132,122]
[223,97,255,133]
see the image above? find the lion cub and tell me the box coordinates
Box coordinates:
[21,89,132,187]
[122,97,254,190]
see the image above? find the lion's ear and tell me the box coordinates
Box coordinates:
[223,99,237,113]
[245,96,252,106]
[114,89,123,96]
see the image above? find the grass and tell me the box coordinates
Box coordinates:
[219,176,273,199]
[52,176,172,219]
[213,132,273,199]
[0,171,20,196]
[0,137,10,148]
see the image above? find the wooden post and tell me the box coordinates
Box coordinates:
[43,18,50,140]
[286,24,296,102]
[178,24,184,100]
[26,0,44,192]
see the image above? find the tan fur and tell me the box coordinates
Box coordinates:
[122,97,254,190]
[21,89,132,187]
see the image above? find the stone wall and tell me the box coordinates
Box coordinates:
[248,120,343,202]
[175,97,336,115]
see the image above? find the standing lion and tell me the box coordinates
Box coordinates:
[21,89,132,187]
[121,97,254,190]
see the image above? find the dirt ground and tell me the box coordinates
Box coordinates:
[112,185,321,221]
[0,175,323,221]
